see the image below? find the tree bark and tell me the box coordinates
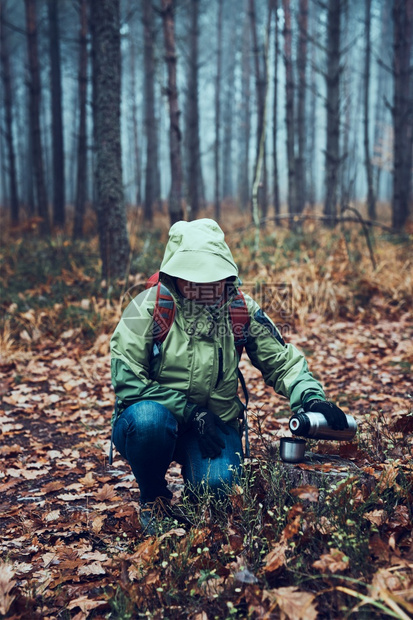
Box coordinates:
[48,0,65,228]
[392,0,413,230]
[24,0,50,234]
[214,0,223,221]
[239,1,251,212]
[272,0,280,217]
[324,0,342,226]
[186,0,203,220]
[128,0,141,207]
[161,0,184,226]
[90,0,129,281]
[73,0,88,239]
[363,0,375,220]
[249,0,270,220]
[143,0,159,222]
[307,2,317,209]
[0,2,19,224]
[296,0,308,214]
[222,5,237,201]
[282,0,297,219]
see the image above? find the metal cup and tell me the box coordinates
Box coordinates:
[280,437,306,463]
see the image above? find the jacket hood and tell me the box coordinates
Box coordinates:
[159,219,238,283]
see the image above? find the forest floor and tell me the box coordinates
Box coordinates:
[0,216,412,619]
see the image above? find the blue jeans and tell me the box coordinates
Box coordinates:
[113,401,243,504]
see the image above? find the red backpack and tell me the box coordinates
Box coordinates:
[145,271,250,358]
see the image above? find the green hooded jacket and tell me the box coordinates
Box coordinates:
[110,219,325,426]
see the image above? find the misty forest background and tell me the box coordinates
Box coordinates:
[0,0,412,281]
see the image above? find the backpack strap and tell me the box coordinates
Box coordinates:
[153,281,176,345]
[229,289,249,358]
[229,289,250,457]
[146,271,161,289]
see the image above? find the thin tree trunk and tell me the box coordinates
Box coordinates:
[143,0,158,222]
[392,0,413,229]
[296,0,308,214]
[129,0,141,207]
[0,3,19,224]
[239,1,251,212]
[222,8,238,201]
[307,2,317,209]
[90,0,129,281]
[48,0,65,228]
[214,0,223,221]
[324,0,342,226]
[363,0,375,220]
[73,0,88,239]
[161,0,183,225]
[249,0,270,220]
[282,0,297,219]
[186,0,202,220]
[24,0,50,234]
[272,0,280,217]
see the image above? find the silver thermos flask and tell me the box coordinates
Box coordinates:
[289,410,357,441]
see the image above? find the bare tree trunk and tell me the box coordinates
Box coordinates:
[282,0,297,219]
[307,2,317,209]
[24,0,50,234]
[90,0,129,281]
[73,0,88,239]
[48,0,65,228]
[272,0,280,217]
[143,0,158,222]
[129,0,141,207]
[161,0,183,225]
[373,2,392,203]
[324,0,342,226]
[0,2,19,224]
[239,0,251,212]
[296,0,308,214]
[392,0,413,230]
[186,0,202,220]
[249,0,270,220]
[222,6,238,201]
[214,0,223,221]
[363,0,375,220]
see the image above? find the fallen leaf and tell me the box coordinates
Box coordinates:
[0,561,16,616]
[91,515,106,534]
[67,596,106,612]
[290,485,319,502]
[41,480,64,493]
[364,510,388,526]
[57,493,88,501]
[312,548,350,573]
[262,541,288,574]
[42,552,59,568]
[94,484,118,502]
[80,551,108,562]
[264,586,318,620]
[78,562,106,576]
[79,472,96,488]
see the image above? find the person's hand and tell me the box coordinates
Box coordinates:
[191,407,229,459]
[303,399,348,430]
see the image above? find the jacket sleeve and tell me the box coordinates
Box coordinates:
[110,288,197,425]
[243,294,325,412]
